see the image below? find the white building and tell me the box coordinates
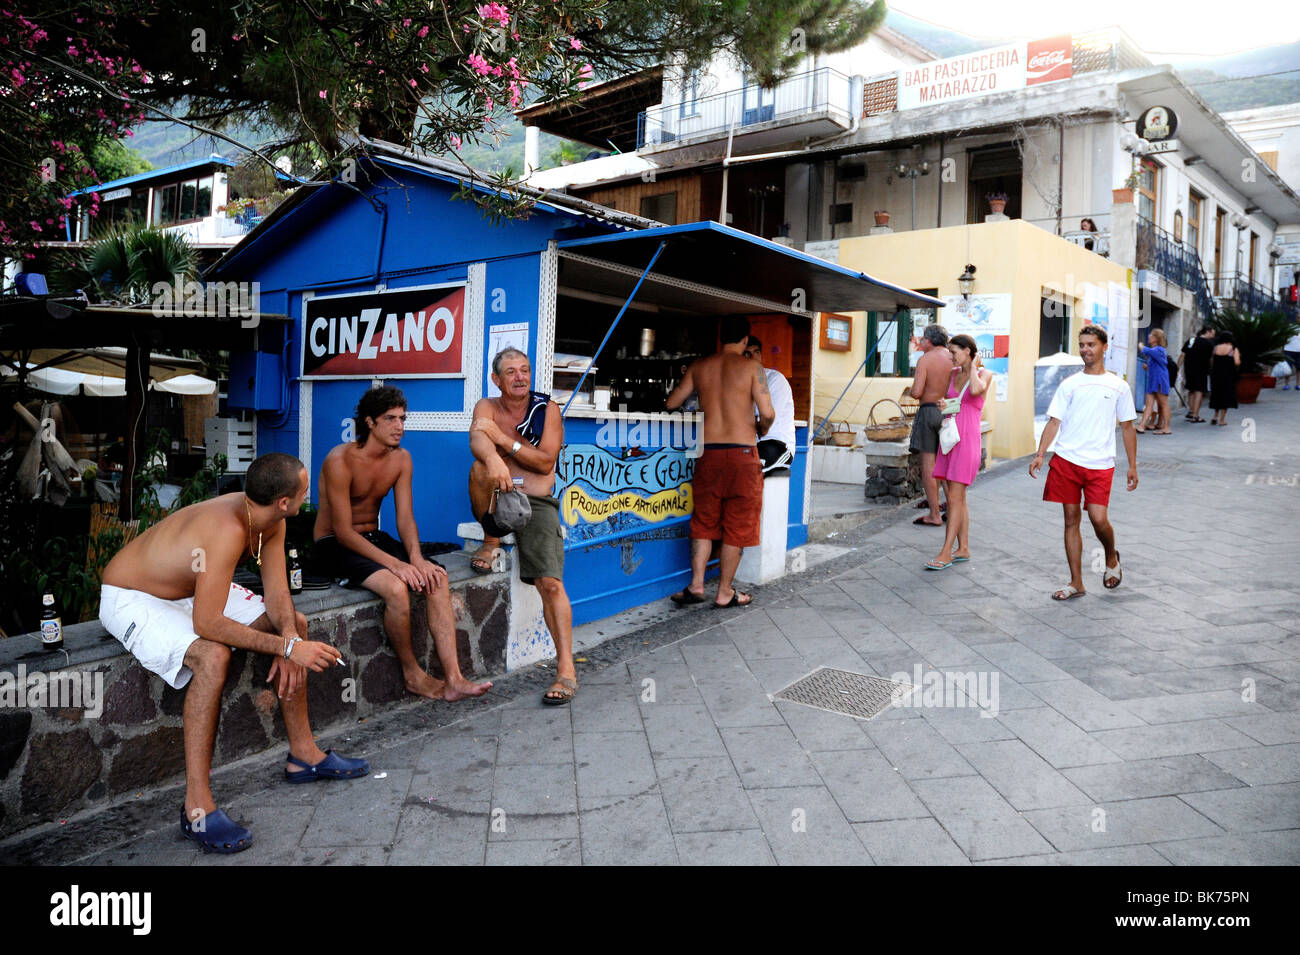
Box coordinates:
[522,27,1300,344]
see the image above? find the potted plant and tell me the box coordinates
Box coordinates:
[873,210,890,227]
[1207,307,1295,404]
[1113,165,1141,204]
[985,192,1008,215]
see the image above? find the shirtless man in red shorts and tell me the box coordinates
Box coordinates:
[666,316,775,608]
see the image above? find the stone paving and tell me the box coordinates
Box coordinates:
[6,390,1300,866]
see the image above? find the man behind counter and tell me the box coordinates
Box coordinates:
[666,317,775,608]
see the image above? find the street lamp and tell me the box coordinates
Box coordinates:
[958,264,977,301]
[895,158,931,231]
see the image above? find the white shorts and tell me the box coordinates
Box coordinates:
[99,583,267,689]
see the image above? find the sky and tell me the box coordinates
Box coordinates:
[888,0,1300,60]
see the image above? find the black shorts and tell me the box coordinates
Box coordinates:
[909,403,943,454]
[312,531,443,588]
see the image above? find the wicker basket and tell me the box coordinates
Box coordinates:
[865,399,911,442]
[897,388,920,419]
[828,421,856,446]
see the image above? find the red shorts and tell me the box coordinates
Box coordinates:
[690,446,763,548]
[1043,454,1114,507]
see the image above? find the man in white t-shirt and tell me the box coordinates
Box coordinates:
[1029,324,1138,601]
[745,337,795,473]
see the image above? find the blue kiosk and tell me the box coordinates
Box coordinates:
[208,141,941,667]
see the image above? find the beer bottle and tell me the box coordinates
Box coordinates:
[287,547,303,595]
[40,591,63,652]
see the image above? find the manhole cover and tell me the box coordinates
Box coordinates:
[1139,461,1182,472]
[772,667,915,721]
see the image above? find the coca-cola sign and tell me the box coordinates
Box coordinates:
[891,34,1074,112]
[1026,35,1073,85]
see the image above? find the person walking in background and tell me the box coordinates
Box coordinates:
[1209,330,1242,427]
[1283,324,1300,391]
[1135,329,1171,434]
[925,334,992,571]
[1179,325,1216,421]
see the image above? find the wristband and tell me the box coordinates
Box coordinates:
[284,636,302,660]
[508,440,521,457]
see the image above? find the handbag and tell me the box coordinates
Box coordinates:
[938,377,972,454]
[940,373,971,416]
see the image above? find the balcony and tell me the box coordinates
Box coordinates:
[1214,271,1290,318]
[638,68,854,154]
[1136,216,1215,320]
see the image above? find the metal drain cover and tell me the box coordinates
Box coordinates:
[1139,461,1182,472]
[772,667,915,721]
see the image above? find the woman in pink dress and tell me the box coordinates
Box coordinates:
[926,334,993,570]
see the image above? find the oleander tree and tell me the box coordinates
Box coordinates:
[2,0,886,260]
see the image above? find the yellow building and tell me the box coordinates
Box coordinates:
[816,219,1134,459]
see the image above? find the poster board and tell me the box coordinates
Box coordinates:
[941,293,1011,401]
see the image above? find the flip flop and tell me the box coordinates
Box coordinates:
[913,516,944,526]
[713,590,753,608]
[180,807,252,854]
[924,559,952,571]
[952,556,970,563]
[285,750,370,783]
[1052,585,1085,601]
[542,676,577,706]
[670,588,706,605]
[469,548,500,575]
[1103,553,1122,590]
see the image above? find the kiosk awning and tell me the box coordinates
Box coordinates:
[557,221,945,316]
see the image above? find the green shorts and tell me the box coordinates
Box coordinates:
[516,495,565,584]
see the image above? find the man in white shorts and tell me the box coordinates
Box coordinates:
[100,452,367,853]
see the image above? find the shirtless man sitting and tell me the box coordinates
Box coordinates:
[99,453,367,854]
[313,386,491,702]
[467,348,577,705]
[666,316,775,608]
[909,324,955,527]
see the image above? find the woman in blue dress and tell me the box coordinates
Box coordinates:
[1136,328,1171,434]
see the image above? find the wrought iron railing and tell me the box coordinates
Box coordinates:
[1214,272,1286,317]
[1136,217,1217,321]
[637,67,852,149]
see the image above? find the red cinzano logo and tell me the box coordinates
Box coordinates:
[1026,35,1072,85]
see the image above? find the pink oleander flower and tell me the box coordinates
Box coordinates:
[477,3,510,28]
[450,133,462,150]
[467,52,491,76]
[570,38,581,50]
[319,89,327,98]
[418,25,429,37]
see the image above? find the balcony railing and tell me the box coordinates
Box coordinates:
[638,68,852,150]
[1136,217,1216,320]
[1214,272,1288,317]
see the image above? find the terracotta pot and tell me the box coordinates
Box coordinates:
[1112,188,1134,204]
[1237,372,1263,404]
[1262,375,1277,388]
[873,210,890,226]
[988,199,1007,215]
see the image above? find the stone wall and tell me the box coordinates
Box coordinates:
[0,565,510,839]
[863,444,989,505]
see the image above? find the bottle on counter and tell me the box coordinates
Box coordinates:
[40,591,63,652]
[287,547,303,595]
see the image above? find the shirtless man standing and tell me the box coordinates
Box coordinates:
[99,453,367,854]
[467,349,576,705]
[909,324,955,527]
[314,386,491,702]
[666,316,775,608]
